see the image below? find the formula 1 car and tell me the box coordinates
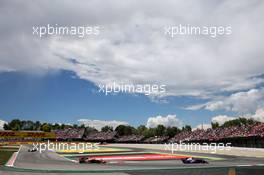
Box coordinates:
[28,148,37,152]
[79,156,106,164]
[181,157,208,164]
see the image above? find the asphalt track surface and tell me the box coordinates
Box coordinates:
[1,145,264,175]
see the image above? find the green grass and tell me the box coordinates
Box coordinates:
[0,150,16,165]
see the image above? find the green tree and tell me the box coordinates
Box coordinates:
[61,124,66,130]
[154,125,166,136]
[137,125,147,135]
[166,127,180,137]
[3,123,10,130]
[84,126,97,136]
[21,120,34,130]
[79,124,85,129]
[211,122,219,129]
[34,121,41,131]
[182,125,192,132]
[9,119,21,131]
[115,125,135,136]
[101,125,113,132]
[115,125,127,136]
[143,128,155,138]
[73,124,78,129]
[52,123,61,130]
[41,123,51,132]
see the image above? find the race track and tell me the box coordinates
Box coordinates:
[1,144,264,175]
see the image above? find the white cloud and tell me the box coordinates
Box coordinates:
[184,103,207,111]
[186,88,264,114]
[77,119,128,130]
[208,89,264,113]
[0,119,7,130]
[245,108,264,123]
[211,107,264,125]
[146,114,183,128]
[0,0,264,99]
[192,107,264,130]
[211,115,235,125]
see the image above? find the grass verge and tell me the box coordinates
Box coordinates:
[0,150,17,165]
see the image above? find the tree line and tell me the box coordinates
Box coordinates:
[3,119,192,138]
[211,117,256,129]
[3,117,259,138]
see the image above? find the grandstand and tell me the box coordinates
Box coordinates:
[0,130,55,144]
[84,131,117,142]
[143,136,169,144]
[53,128,85,140]
[169,122,264,142]
[116,134,144,143]
[1,120,264,147]
[47,121,264,148]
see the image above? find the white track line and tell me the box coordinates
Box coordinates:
[5,145,22,167]
[54,151,78,163]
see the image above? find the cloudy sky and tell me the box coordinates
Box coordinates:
[0,0,264,130]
